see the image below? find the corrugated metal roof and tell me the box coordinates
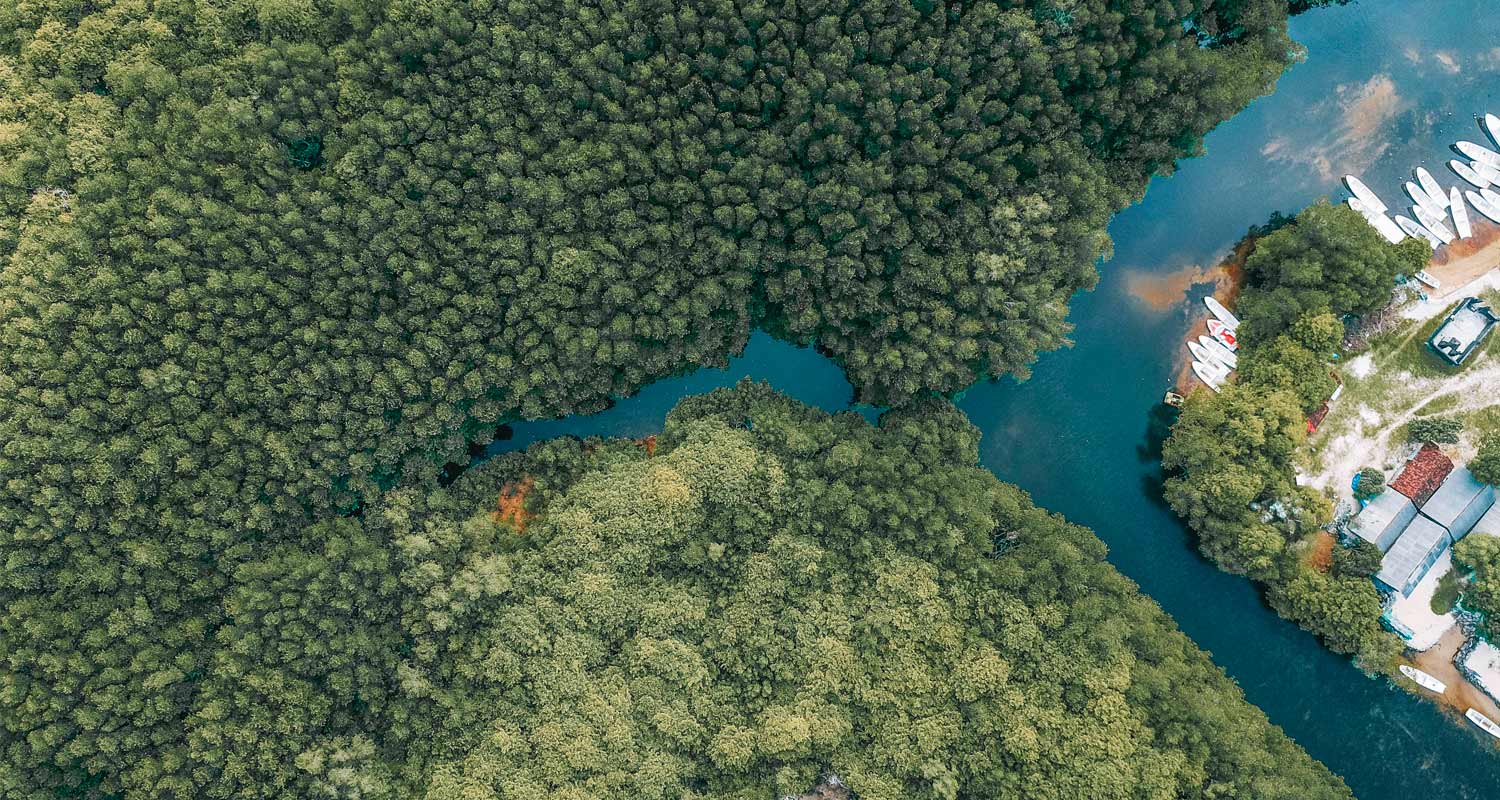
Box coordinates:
[1475,504,1500,538]
[1423,467,1493,534]
[1377,515,1451,595]
[1391,443,1454,506]
[1351,489,1418,552]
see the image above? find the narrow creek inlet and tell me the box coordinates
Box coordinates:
[489,0,1500,795]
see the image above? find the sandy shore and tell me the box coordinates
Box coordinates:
[1429,217,1500,292]
[1411,625,1500,744]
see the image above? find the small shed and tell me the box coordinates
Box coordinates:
[1376,515,1452,596]
[1421,466,1496,540]
[1390,443,1454,506]
[1428,297,1498,366]
[1350,489,1419,552]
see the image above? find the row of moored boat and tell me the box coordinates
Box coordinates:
[1344,113,1500,254]
[1188,297,1240,393]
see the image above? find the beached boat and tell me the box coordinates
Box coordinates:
[1206,318,1238,351]
[1449,186,1472,239]
[1199,335,1238,369]
[1467,708,1500,739]
[1486,113,1500,150]
[1394,215,1441,249]
[1347,198,1406,244]
[1414,270,1441,290]
[1474,159,1500,185]
[1406,181,1446,220]
[1343,175,1388,213]
[1457,140,1500,169]
[1450,159,1489,189]
[1416,167,1448,208]
[1190,360,1224,392]
[1465,190,1500,224]
[1412,204,1455,243]
[1399,664,1447,694]
[1482,187,1500,215]
[1204,296,1240,330]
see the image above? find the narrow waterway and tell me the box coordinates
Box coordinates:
[489,1,1500,794]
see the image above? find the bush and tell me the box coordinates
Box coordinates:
[1406,417,1462,444]
[1333,538,1384,579]
[1472,433,1500,487]
[1353,467,1385,500]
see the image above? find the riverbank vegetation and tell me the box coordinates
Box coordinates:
[40,384,1369,799]
[0,1,1322,794]
[1162,202,1429,667]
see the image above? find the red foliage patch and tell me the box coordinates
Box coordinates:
[636,435,657,457]
[492,476,535,533]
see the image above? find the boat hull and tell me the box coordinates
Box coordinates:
[1394,215,1440,249]
[1203,296,1240,330]
[1417,167,1448,208]
[1190,361,1223,392]
[1457,140,1500,169]
[1206,319,1238,350]
[1343,175,1388,213]
[1451,159,1489,189]
[1399,664,1447,693]
[1466,190,1500,224]
[1449,187,1472,239]
[1199,336,1238,369]
[1467,708,1500,739]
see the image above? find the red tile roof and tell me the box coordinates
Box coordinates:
[1307,402,1331,433]
[1390,443,1454,506]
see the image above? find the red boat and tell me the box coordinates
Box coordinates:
[1207,318,1238,351]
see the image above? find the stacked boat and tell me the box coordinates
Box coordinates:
[1342,112,1500,251]
[1189,297,1239,393]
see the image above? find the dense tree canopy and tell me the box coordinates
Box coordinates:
[0,2,1308,793]
[1236,202,1429,342]
[12,383,1355,798]
[1454,535,1500,640]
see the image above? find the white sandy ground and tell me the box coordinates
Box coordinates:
[1387,549,1458,651]
[1401,268,1500,322]
[1463,639,1500,704]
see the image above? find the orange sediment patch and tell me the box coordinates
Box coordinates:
[492,476,535,533]
[1124,262,1234,311]
[1161,237,1255,393]
[1410,625,1500,743]
[1305,531,1335,573]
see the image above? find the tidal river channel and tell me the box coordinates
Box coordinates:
[491,1,1500,795]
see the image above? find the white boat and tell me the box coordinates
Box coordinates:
[1482,187,1500,214]
[1474,159,1500,185]
[1206,318,1238,351]
[1406,181,1446,220]
[1450,159,1489,189]
[1199,335,1238,369]
[1416,167,1448,208]
[1395,215,1441,249]
[1457,140,1500,169]
[1412,204,1455,243]
[1347,198,1406,244]
[1467,708,1500,739]
[1450,186,1472,239]
[1204,296,1240,330]
[1343,175,1388,213]
[1486,113,1500,150]
[1399,664,1447,693]
[1187,341,1230,375]
[1466,190,1500,224]
[1414,270,1441,290]
[1190,360,1224,392]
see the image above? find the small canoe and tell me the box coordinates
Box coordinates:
[1347,198,1406,244]
[1399,664,1447,694]
[1451,159,1489,189]
[1417,167,1448,208]
[1414,270,1441,290]
[1469,190,1500,224]
[1206,318,1238,350]
[1343,175,1388,213]
[1406,181,1446,220]
[1199,335,1238,369]
[1468,708,1500,739]
[1475,159,1500,185]
[1204,296,1240,330]
[1394,215,1441,250]
[1412,204,1455,243]
[1450,186,1472,239]
[1456,140,1500,169]
[1486,112,1500,150]
[1190,360,1224,392]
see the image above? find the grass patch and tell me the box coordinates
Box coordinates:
[1431,568,1461,614]
[1469,404,1500,438]
[1368,295,1498,379]
[1415,393,1462,416]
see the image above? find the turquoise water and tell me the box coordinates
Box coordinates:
[489,1,1500,795]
